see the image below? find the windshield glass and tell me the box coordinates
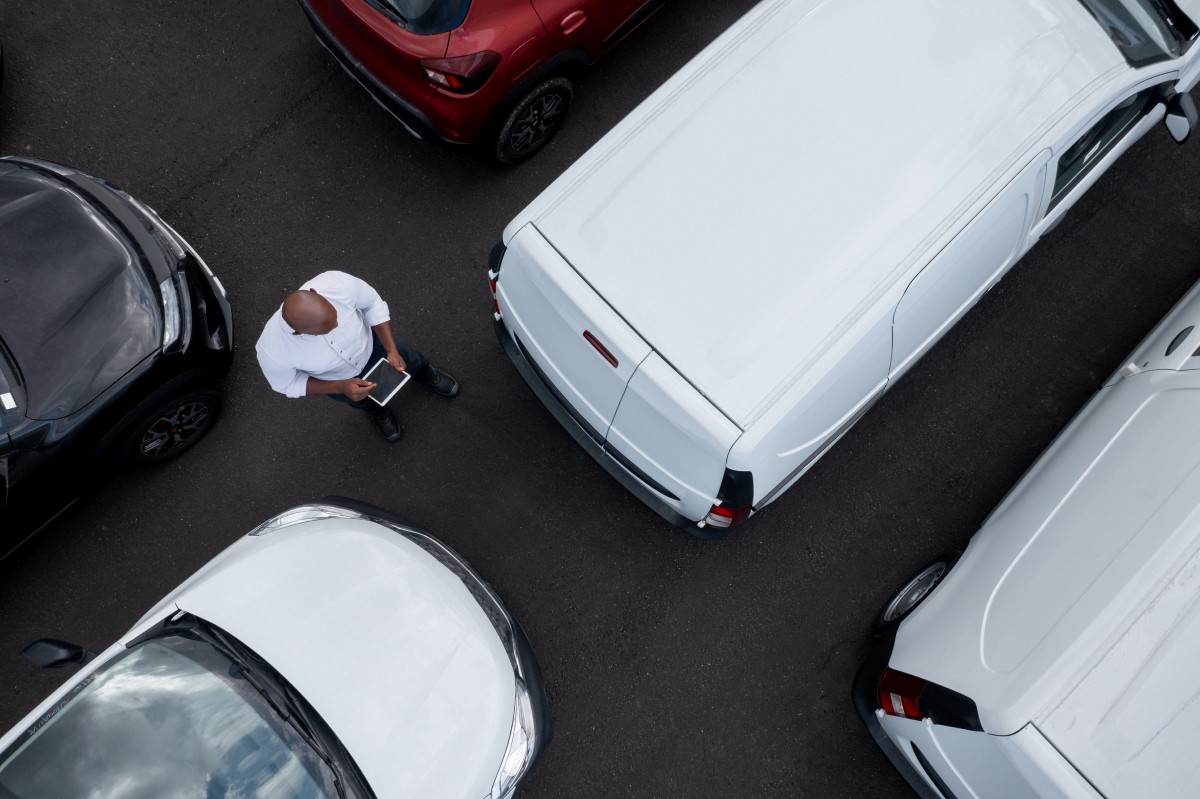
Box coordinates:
[369,0,470,34]
[0,635,340,799]
[1074,0,1197,65]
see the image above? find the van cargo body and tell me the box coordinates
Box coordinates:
[491,0,1200,532]
[855,277,1200,799]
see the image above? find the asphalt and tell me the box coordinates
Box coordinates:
[2,2,1200,798]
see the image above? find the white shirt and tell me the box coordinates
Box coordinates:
[256,271,391,398]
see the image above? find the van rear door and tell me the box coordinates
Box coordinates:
[495,224,651,441]
[607,354,742,522]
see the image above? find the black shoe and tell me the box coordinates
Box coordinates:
[372,408,403,442]
[425,367,459,398]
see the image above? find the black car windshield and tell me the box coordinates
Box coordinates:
[1074,0,1198,65]
[370,0,470,34]
[0,634,341,799]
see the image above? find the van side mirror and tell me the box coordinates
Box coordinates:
[22,638,96,669]
[1165,92,1198,143]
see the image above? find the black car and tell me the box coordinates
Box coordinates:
[0,156,233,553]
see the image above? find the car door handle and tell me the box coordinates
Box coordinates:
[560,10,586,34]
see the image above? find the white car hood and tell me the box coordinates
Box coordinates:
[165,517,515,799]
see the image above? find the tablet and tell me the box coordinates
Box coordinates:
[363,358,411,406]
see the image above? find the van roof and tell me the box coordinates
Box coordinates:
[889,369,1200,798]
[519,0,1123,427]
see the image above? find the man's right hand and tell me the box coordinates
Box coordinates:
[342,378,376,402]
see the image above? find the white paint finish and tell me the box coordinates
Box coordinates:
[727,306,893,508]
[892,369,1200,733]
[605,353,742,519]
[26,518,518,799]
[170,518,514,799]
[878,294,1200,794]
[890,152,1050,377]
[980,387,1200,674]
[526,0,1121,428]
[499,0,1200,526]
[1039,543,1200,798]
[875,715,1099,799]
[496,224,650,437]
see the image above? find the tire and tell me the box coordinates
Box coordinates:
[875,553,959,628]
[494,78,574,164]
[120,388,221,467]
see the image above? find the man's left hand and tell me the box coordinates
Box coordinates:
[387,350,407,373]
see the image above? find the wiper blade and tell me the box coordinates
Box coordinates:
[201,625,348,798]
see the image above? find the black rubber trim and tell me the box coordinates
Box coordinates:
[488,241,507,273]
[912,743,961,799]
[851,626,946,799]
[603,0,665,49]
[495,316,700,529]
[297,0,452,144]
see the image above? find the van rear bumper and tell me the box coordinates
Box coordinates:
[852,626,947,799]
[494,315,705,532]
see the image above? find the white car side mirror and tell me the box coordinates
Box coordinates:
[1165,92,1198,143]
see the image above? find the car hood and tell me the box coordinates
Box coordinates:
[165,517,515,799]
[0,163,159,420]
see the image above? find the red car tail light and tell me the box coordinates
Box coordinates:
[420,51,501,94]
[703,468,754,529]
[878,668,928,720]
[488,269,501,318]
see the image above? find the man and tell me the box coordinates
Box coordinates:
[256,271,458,442]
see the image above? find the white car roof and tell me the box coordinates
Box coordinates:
[891,366,1200,797]
[168,517,515,799]
[512,0,1123,427]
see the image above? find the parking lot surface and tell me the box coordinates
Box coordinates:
[2,2,1200,797]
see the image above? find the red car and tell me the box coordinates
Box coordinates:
[298,0,664,163]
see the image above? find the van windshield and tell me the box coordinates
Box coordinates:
[1074,0,1198,66]
[369,0,471,34]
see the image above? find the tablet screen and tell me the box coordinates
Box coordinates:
[363,358,411,405]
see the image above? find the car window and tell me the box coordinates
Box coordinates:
[367,0,471,34]
[1049,85,1165,211]
[1073,0,1198,66]
[0,635,341,799]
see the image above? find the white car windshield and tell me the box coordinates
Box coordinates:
[0,635,340,799]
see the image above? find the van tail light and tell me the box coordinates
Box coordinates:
[488,269,501,318]
[878,669,928,720]
[421,51,501,93]
[876,668,984,731]
[703,468,754,528]
[488,242,506,320]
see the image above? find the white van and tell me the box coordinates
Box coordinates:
[489,0,1200,534]
[853,278,1200,799]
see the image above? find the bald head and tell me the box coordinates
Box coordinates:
[282,289,337,335]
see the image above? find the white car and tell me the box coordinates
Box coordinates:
[853,278,1200,798]
[489,0,1200,535]
[0,499,549,798]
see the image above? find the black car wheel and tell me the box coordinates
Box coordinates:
[121,388,221,466]
[494,78,574,164]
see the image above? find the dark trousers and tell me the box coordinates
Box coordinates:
[325,333,429,417]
